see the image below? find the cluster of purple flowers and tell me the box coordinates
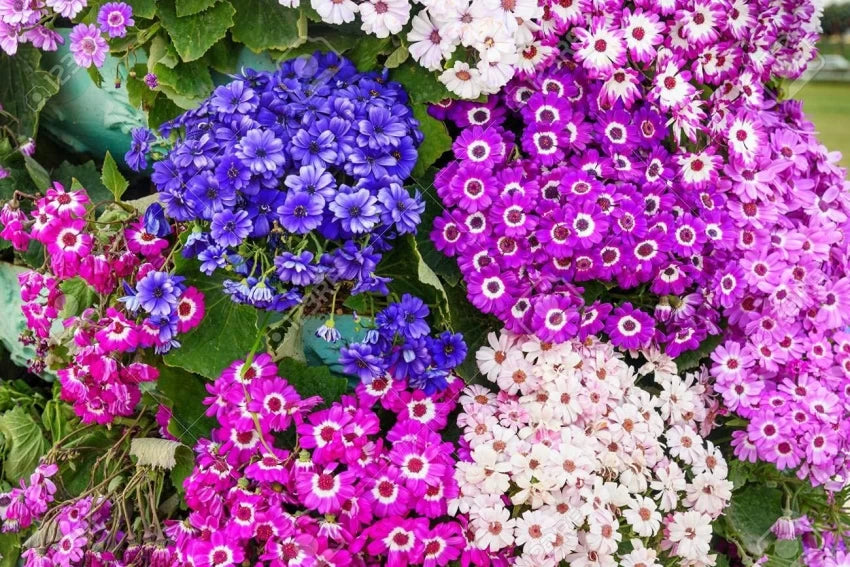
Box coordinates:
[170,352,468,566]
[146,52,425,313]
[706,101,850,488]
[0,0,132,66]
[431,58,725,353]
[338,294,467,394]
[0,186,205,424]
[536,0,821,142]
[0,463,57,533]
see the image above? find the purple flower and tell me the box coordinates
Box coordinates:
[69,24,108,68]
[211,81,258,115]
[124,127,155,171]
[356,106,408,150]
[377,182,424,235]
[605,303,655,350]
[136,271,184,317]
[274,251,323,286]
[97,2,133,38]
[290,129,338,169]
[329,188,379,234]
[211,210,252,247]
[339,343,385,382]
[236,129,286,174]
[277,191,324,234]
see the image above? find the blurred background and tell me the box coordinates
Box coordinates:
[798,0,850,168]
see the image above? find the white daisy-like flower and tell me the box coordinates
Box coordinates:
[359,0,410,38]
[311,0,358,25]
[440,60,484,98]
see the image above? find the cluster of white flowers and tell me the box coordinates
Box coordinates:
[453,331,732,567]
[299,0,546,98]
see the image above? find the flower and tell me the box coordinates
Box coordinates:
[68,24,107,68]
[97,2,133,38]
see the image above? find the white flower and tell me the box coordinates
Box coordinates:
[278,0,300,6]
[440,61,484,98]
[623,496,662,537]
[477,58,516,94]
[311,0,357,25]
[514,509,558,555]
[476,331,518,381]
[464,444,512,494]
[473,506,516,552]
[685,472,733,518]
[666,424,705,465]
[359,0,410,38]
[408,11,457,71]
[666,511,713,562]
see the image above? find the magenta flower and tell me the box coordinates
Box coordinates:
[68,24,108,68]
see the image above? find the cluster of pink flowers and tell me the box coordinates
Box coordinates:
[0,185,205,424]
[170,353,471,566]
[0,463,58,533]
[707,101,850,488]
[453,331,731,566]
[538,0,821,140]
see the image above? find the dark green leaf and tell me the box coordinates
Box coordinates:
[164,251,266,379]
[153,59,215,109]
[58,277,98,318]
[377,234,448,323]
[411,105,450,179]
[41,400,76,444]
[0,531,20,567]
[391,59,452,103]
[156,366,216,444]
[0,45,60,138]
[231,0,306,52]
[277,357,348,405]
[158,0,236,62]
[86,65,103,88]
[413,184,461,287]
[149,94,184,128]
[443,282,498,381]
[206,37,241,74]
[170,444,195,495]
[347,36,393,71]
[725,483,783,556]
[0,406,49,482]
[101,151,129,201]
[126,64,159,110]
[176,0,220,17]
[128,0,157,18]
[675,333,724,372]
[23,156,51,191]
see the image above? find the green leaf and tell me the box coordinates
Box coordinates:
[443,282,498,381]
[176,0,220,17]
[156,366,216,444]
[0,407,49,483]
[675,333,724,372]
[377,234,448,322]
[411,105,450,179]
[414,187,460,287]
[58,277,98,319]
[148,34,180,70]
[170,444,194,495]
[724,483,783,556]
[771,539,802,563]
[385,44,409,68]
[100,151,129,201]
[158,0,236,62]
[153,59,215,109]
[41,400,76,444]
[231,0,306,52]
[86,65,103,88]
[53,161,112,205]
[347,35,394,71]
[126,64,159,110]
[0,531,21,567]
[127,0,157,18]
[206,37,241,74]
[164,250,266,380]
[391,59,452,104]
[277,357,348,405]
[23,156,51,191]
[0,45,60,138]
[149,94,184,128]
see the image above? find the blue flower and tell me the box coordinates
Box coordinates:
[356,106,408,150]
[211,81,258,115]
[275,251,323,286]
[284,165,336,203]
[277,191,324,234]
[428,331,468,370]
[210,210,252,247]
[143,202,171,238]
[329,188,379,234]
[290,129,338,169]
[376,182,424,235]
[236,129,286,174]
[186,173,237,221]
[125,127,155,171]
[396,294,430,340]
[339,343,385,383]
[136,272,184,317]
[215,154,252,192]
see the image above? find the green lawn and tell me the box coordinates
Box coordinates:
[795,81,850,169]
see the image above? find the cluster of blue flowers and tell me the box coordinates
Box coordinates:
[139,52,425,311]
[338,294,467,394]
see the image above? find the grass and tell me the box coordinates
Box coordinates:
[795,81,850,169]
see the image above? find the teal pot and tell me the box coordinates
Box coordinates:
[40,28,147,161]
[302,315,369,387]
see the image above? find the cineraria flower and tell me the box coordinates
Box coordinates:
[96,2,133,38]
[68,24,107,68]
[153,53,424,313]
[455,332,731,565]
